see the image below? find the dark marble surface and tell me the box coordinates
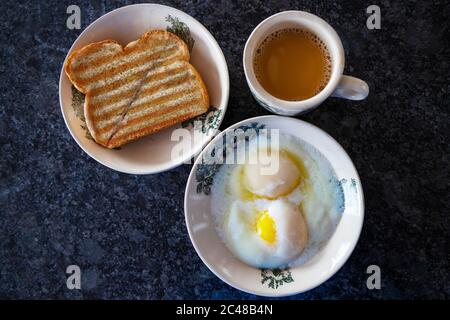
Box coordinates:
[0,0,448,299]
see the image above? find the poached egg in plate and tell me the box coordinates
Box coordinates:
[211,133,342,269]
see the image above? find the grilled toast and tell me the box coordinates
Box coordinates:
[64,30,209,148]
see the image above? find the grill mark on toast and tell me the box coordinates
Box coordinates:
[88,69,149,96]
[72,41,176,71]
[96,89,200,131]
[71,51,121,72]
[103,65,154,145]
[119,97,203,131]
[89,100,131,122]
[70,44,121,68]
[90,65,187,105]
[88,60,186,98]
[138,72,193,95]
[101,57,186,145]
[78,47,180,83]
[140,67,189,90]
[75,44,178,77]
[93,76,194,122]
[91,68,190,111]
[107,107,203,148]
[121,88,199,122]
[90,87,137,112]
[82,52,185,91]
[125,83,198,117]
[95,59,193,144]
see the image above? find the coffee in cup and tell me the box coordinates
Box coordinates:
[244,11,369,116]
[253,28,332,101]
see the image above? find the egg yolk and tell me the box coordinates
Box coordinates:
[255,210,276,244]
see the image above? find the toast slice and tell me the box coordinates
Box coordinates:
[64,30,209,148]
[108,60,209,148]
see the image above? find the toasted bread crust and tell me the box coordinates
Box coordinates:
[65,40,120,93]
[64,30,209,148]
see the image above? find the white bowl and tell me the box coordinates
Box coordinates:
[184,115,364,296]
[59,4,229,174]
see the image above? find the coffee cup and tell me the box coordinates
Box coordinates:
[243,11,369,116]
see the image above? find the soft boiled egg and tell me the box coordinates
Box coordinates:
[228,149,309,202]
[224,199,308,269]
[211,133,342,269]
[244,150,301,199]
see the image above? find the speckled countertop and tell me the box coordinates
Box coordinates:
[0,0,448,299]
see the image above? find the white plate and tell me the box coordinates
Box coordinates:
[184,115,364,296]
[59,4,229,174]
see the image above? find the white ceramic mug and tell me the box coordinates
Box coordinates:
[243,11,369,116]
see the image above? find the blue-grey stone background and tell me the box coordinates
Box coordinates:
[0,0,448,299]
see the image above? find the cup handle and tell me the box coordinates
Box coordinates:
[332,75,369,100]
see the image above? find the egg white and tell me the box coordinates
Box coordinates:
[211,133,342,268]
